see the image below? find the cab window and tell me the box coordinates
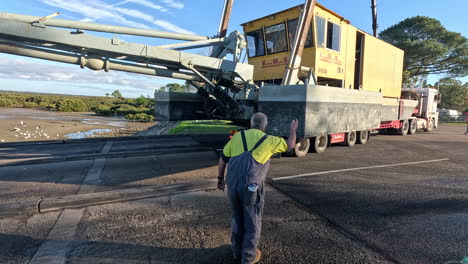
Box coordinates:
[315,16,326,48]
[264,23,288,54]
[326,21,341,51]
[246,29,265,57]
[287,19,313,49]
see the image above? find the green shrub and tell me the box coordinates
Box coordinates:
[95,104,114,116]
[46,104,56,110]
[125,113,155,122]
[135,96,153,107]
[0,98,14,107]
[56,99,88,112]
[0,91,153,114]
[146,108,155,116]
[23,101,38,108]
[115,104,139,116]
[25,95,50,105]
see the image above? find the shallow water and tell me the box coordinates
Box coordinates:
[82,119,127,127]
[28,116,60,120]
[65,129,113,139]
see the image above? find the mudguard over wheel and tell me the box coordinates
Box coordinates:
[311,135,328,153]
[357,130,369,144]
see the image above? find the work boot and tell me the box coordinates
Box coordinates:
[252,249,262,263]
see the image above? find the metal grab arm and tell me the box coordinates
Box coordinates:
[0,18,253,87]
[0,12,208,41]
[0,43,201,81]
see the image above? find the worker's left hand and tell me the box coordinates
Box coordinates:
[290,119,299,130]
[217,178,225,191]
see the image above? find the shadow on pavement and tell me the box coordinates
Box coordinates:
[0,233,238,264]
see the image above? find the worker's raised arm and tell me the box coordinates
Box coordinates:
[287,119,298,151]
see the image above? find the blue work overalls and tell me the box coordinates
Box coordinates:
[226,131,271,264]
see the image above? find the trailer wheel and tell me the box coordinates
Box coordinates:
[357,130,369,144]
[346,131,357,147]
[409,119,417,135]
[311,135,328,153]
[293,138,310,157]
[424,118,434,132]
[399,120,409,135]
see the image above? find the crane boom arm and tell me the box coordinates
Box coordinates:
[0,17,253,84]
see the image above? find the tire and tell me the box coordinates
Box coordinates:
[311,135,328,153]
[409,119,417,135]
[399,120,409,135]
[346,131,357,147]
[293,138,310,157]
[424,118,434,132]
[357,130,369,144]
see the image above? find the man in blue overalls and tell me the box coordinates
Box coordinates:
[218,112,298,263]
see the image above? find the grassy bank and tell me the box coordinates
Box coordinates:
[0,91,154,122]
[168,120,244,134]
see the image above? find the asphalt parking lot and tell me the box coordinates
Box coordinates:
[0,124,466,264]
[268,124,468,264]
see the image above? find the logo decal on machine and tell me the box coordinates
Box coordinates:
[330,133,345,143]
[261,56,288,68]
[319,52,342,65]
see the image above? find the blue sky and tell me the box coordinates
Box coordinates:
[0,0,466,98]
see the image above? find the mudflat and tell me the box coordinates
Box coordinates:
[0,108,153,142]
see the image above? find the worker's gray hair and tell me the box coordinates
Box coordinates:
[251,112,268,131]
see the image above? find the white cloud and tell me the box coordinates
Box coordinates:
[0,57,166,92]
[114,0,168,12]
[79,18,96,22]
[153,20,194,35]
[112,6,155,22]
[39,0,195,34]
[160,0,184,9]
[107,2,195,34]
[40,0,149,29]
[47,72,74,81]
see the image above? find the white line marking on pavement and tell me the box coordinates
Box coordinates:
[29,209,84,264]
[77,158,106,194]
[101,141,113,154]
[272,158,450,181]
[29,143,112,263]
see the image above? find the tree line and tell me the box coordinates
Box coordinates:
[0,90,155,122]
[380,16,467,111]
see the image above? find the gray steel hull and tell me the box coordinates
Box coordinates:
[154,92,206,121]
[154,84,418,137]
[258,84,416,138]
